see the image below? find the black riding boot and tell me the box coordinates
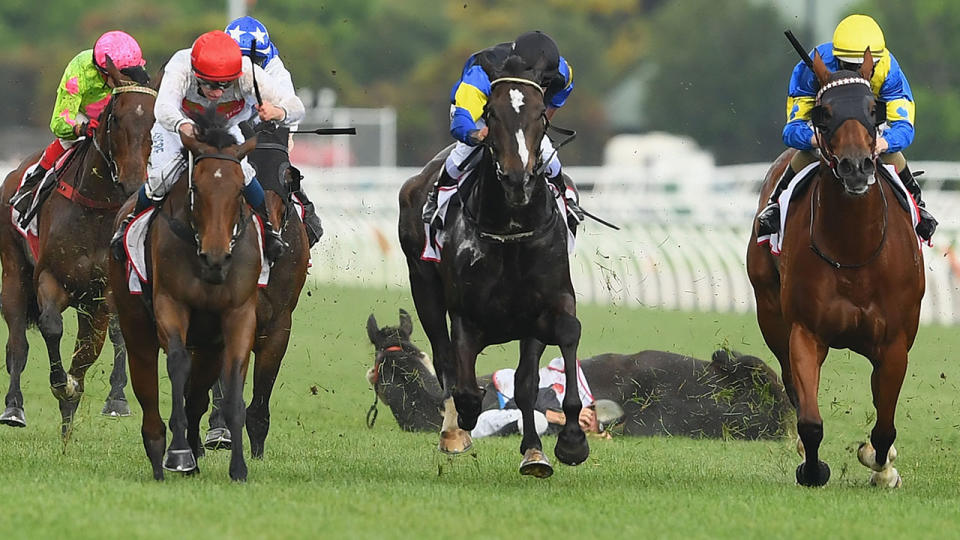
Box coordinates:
[548,171,584,232]
[422,168,456,227]
[253,203,285,263]
[899,165,938,242]
[11,165,48,223]
[756,166,798,236]
[293,190,323,247]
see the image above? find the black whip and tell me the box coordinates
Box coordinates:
[290,127,357,135]
[784,30,814,69]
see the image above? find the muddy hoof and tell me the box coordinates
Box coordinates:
[437,428,473,455]
[519,448,553,478]
[163,449,198,473]
[869,467,903,488]
[796,460,831,487]
[0,406,26,428]
[203,427,232,450]
[101,399,131,417]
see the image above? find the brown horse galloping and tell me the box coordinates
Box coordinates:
[108,118,261,481]
[746,50,924,487]
[0,59,156,433]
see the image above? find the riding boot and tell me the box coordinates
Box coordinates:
[11,165,48,220]
[422,168,455,227]
[253,203,285,263]
[899,165,938,242]
[293,189,323,247]
[111,186,153,261]
[756,166,798,236]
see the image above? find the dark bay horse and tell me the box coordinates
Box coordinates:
[205,124,310,457]
[398,57,587,477]
[0,59,156,432]
[108,118,261,481]
[746,50,923,487]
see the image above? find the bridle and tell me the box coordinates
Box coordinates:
[366,344,403,428]
[175,151,249,257]
[92,82,158,185]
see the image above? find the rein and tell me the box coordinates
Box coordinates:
[808,173,889,269]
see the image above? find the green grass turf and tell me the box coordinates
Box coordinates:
[0,283,958,539]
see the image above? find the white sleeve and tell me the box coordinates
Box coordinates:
[241,57,304,127]
[154,50,194,133]
[470,409,522,438]
[265,57,299,132]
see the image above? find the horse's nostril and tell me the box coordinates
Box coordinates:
[837,160,854,176]
[862,158,875,175]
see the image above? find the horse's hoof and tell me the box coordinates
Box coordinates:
[519,448,553,478]
[0,406,26,428]
[869,467,903,488]
[437,429,473,455]
[857,441,897,472]
[203,427,232,450]
[554,428,589,466]
[101,399,131,417]
[796,460,831,487]
[51,376,81,403]
[162,449,198,473]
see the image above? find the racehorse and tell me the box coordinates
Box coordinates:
[746,50,924,487]
[398,55,587,477]
[108,113,261,481]
[0,57,157,433]
[204,124,310,457]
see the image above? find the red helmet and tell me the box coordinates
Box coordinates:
[190,30,242,82]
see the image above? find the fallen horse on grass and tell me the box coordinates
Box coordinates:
[366,310,791,440]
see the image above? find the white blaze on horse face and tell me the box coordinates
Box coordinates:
[214,168,223,178]
[135,104,144,116]
[515,130,529,168]
[509,88,524,114]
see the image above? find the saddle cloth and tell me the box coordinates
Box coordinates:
[123,207,271,295]
[757,162,920,255]
[420,181,576,262]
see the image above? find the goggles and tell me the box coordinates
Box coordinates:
[197,78,233,91]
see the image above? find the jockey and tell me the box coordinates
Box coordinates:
[757,14,937,242]
[421,30,583,230]
[224,15,324,247]
[109,30,305,262]
[10,31,146,226]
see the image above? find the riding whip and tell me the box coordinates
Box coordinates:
[784,30,814,69]
[290,127,357,135]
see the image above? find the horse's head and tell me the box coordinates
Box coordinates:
[483,56,549,207]
[96,55,158,197]
[180,119,257,284]
[809,49,885,195]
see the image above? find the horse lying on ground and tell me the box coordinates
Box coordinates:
[366,310,791,440]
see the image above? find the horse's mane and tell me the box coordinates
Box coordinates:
[495,53,539,81]
[191,107,239,150]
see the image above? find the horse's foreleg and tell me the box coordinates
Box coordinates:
[0,261,32,427]
[858,338,908,488]
[789,324,830,487]
[247,313,292,459]
[221,299,257,482]
[450,316,483,431]
[551,311,588,467]
[125,325,164,480]
[36,271,72,404]
[56,303,110,435]
[407,265,469,453]
[185,346,222,464]
[516,338,552,478]
[101,314,131,417]
[154,295,195,474]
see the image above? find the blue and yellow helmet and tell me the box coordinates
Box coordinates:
[224,16,277,66]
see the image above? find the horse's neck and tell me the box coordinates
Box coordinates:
[380,352,444,426]
[74,136,116,200]
[811,171,886,254]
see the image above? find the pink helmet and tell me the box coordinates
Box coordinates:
[93,31,145,70]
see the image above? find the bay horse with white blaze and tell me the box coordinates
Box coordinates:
[399,55,587,477]
[746,50,924,487]
[108,114,261,481]
[0,58,156,433]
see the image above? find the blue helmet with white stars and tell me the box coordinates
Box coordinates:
[224,16,277,67]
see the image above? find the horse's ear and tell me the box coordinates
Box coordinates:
[399,309,413,338]
[235,135,258,160]
[859,48,875,80]
[180,129,203,155]
[810,104,831,131]
[811,50,830,86]
[366,314,380,345]
[101,55,124,89]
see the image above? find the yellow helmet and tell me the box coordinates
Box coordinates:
[832,14,886,63]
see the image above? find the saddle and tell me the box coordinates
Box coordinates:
[15,139,91,227]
